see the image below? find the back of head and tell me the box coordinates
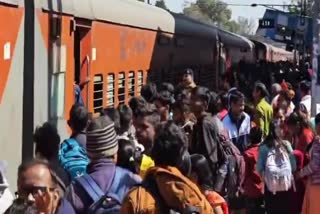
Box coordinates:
[300,80,311,94]
[254,82,269,98]
[249,126,263,145]
[207,91,218,115]
[272,83,282,95]
[141,83,157,103]
[33,122,60,160]
[86,116,118,160]
[190,154,213,190]
[117,104,133,133]
[129,96,147,117]
[191,86,210,104]
[151,121,188,167]
[117,139,140,174]
[69,104,89,132]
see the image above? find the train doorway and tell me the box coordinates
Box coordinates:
[74,19,92,107]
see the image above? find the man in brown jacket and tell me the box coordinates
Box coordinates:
[120,121,213,214]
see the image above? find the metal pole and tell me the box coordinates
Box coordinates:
[311,1,320,117]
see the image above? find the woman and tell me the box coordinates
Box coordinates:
[287,112,314,153]
[257,121,296,214]
[296,113,320,214]
[190,154,228,214]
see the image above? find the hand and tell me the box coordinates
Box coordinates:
[85,77,91,83]
[34,189,54,214]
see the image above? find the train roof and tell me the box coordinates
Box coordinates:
[218,29,254,49]
[0,0,21,6]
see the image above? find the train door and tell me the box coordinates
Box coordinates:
[74,19,92,108]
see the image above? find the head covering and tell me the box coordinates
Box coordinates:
[271,83,282,95]
[183,68,194,78]
[86,116,118,159]
[281,80,288,91]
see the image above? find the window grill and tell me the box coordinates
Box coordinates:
[106,73,115,107]
[93,74,103,113]
[137,70,143,93]
[128,71,135,98]
[118,72,126,105]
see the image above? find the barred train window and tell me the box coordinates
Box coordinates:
[137,70,143,93]
[107,74,115,107]
[128,71,135,97]
[118,72,126,105]
[93,74,103,113]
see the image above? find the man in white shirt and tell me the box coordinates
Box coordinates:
[299,80,311,116]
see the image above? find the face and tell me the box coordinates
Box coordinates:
[134,116,156,155]
[154,100,169,121]
[17,164,59,214]
[183,74,193,85]
[190,94,206,117]
[231,100,245,118]
[277,95,289,110]
[252,88,260,102]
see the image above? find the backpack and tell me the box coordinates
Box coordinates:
[76,167,127,214]
[58,138,89,180]
[264,144,293,194]
[140,175,200,214]
[214,134,245,199]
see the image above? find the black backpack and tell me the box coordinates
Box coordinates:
[139,175,200,214]
[214,134,245,199]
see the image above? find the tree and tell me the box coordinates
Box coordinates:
[155,0,169,10]
[290,0,314,15]
[183,0,240,33]
[236,17,257,35]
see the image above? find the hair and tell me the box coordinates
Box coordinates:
[69,104,89,132]
[207,91,219,115]
[229,90,245,105]
[156,82,175,107]
[117,139,141,174]
[128,96,147,118]
[158,82,175,95]
[135,103,161,128]
[279,90,291,103]
[101,107,120,132]
[175,89,191,101]
[151,121,188,167]
[18,159,59,188]
[191,86,211,104]
[249,126,263,145]
[33,122,60,161]
[300,80,311,94]
[217,92,228,110]
[172,98,191,114]
[315,113,320,125]
[263,121,282,148]
[117,104,133,133]
[190,154,213,191]
[254,82,269,98]
[287,112,311,130]
[141,83,157,103]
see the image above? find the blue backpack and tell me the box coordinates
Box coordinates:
[58,138,89,180]
[76,167,127,214]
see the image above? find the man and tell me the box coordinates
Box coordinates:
[33,122,70,191]
[190,86,222,179]
[68,104,89,149]
[252,82,273,137]
[121,121,213,214]
[65,115,141,213]
[176,68,197,95]
[74,77,90,106]
[299,80,311,116]
[223,90,250,153]
[6,159,75,214]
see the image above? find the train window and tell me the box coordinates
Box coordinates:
[93,74,103,113]
[107,73,115,107]
[137,70,143,93]
[118,72,126,105]
[128,71,135,98]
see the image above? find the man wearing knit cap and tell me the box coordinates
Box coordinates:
[65,116,141,214]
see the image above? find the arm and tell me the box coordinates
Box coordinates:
[79,77,90,90]
[257,145,267,176]
[299,138,320,178]
[202,119,218,165]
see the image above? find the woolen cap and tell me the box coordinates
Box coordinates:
[86,116,118,159]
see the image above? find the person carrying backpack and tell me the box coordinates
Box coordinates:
[257,121,297,214]
[65,115,141,214]
[121,121,213,214]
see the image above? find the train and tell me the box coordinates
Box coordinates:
[0,0,295,187]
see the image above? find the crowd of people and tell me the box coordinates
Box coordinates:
[0,67,319,214]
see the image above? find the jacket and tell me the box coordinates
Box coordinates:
[65,159,141,214]
[120,166,213,214]
[243,145,263,198]
[255,98,273,137]
[223,112,251,153]
[299,136,320,185]
[257,140,297,176]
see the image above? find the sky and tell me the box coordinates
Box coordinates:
[161,0,291,20]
